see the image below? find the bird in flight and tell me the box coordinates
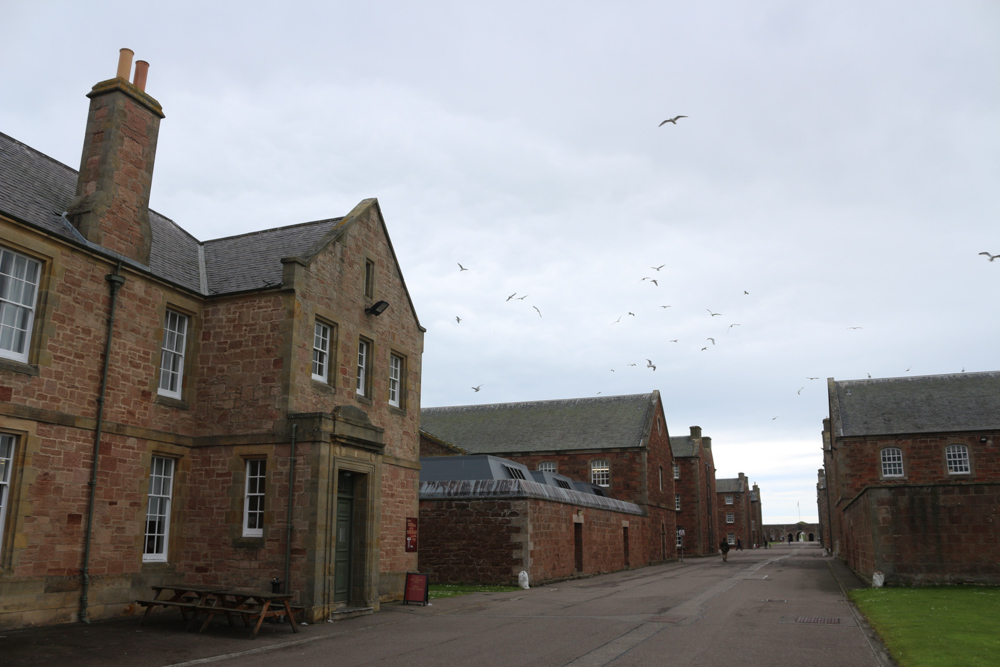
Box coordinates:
[806,376,818,380]
[867,373,872,378]
[472,385,482,392]
[651,264,665,271]
[628,312,635,317]
[457,263,468,271]
[701,347,708,351]
[669,339,678,343]
[659,116,687,126]
[646,359,656,371]
[610,369,615,372]
[728,324,740,332]
[979,252,999,262]
[743,291,749,295]
[611,316,621,325]
[507,292,517,301]
[772,417,778,421]
[455,316,461,323]
[797,387,804,395]
[847,326,863,330]
[516,295,529,300]
[628,363,636,367]
[707,309,721,317]
[905,367,911,372]
[660,305,671,309]
[707,337,715,345]
[533,306,542,317]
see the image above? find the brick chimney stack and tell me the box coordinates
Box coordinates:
[67,48,164,265]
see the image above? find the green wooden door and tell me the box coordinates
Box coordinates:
[334,471,354,603]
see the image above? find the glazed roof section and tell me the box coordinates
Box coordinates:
[829,371,1000,437]
[0,131,342,296]
[420,392,659,454]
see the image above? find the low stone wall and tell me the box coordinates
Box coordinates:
[842,482,1000,585]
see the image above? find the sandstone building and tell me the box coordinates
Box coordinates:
[0,50,424,628]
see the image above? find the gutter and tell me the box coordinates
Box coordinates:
[80,262,126,623]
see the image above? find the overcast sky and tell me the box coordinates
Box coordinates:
[3,1,997,524]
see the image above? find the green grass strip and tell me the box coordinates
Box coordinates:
[428,583,521,599]
[849,586,1000,667]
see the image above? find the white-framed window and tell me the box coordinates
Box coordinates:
[143,456,175,562]
[312,320,331,382]
[591,460,610,487]
[0,434,15,555]
[243,459,266,537]
[725,495,733,505]
[675,494,681,511]
[945,444,970,475]
[356,339,371,397]
[727,533,735,545]
[0,247,42,363]
[158,310,188,399]
[676,529,683,548]
[673,464,680,480]
[726,513,735,524]
[881,447,904,478]
[388,353,404,407]
[538,462,556,473]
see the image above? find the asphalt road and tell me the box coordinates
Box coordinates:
[2,542,893,667]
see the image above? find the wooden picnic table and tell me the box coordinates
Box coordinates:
[136,585,300,639]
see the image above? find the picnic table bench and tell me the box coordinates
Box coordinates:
[137,585,302,639]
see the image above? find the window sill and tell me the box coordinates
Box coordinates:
[388,405,406,416]
[0,358,39,377]
[155,394,190,410]
[312,378,336,392]
[355,395,373,406]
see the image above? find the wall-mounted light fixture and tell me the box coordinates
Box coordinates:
[365,300,390,317]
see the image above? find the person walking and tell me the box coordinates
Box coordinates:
[719,539,730,563]
[736,538,743,551]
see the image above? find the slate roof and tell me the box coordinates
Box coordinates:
[669,436,698,458]
[420,393,659,454]
[0,131,343,296]
[716,478,744,493]
[829,371,1000,437]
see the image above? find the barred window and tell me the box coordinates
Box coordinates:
[881,447,904,477]
[945,445,970,475]
[591,460,610,487]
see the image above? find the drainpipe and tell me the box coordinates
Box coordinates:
[283,424,298,592]
[80,263,126,623]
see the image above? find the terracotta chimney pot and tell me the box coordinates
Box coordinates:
[116,48,134,80]
[133,60,149,91]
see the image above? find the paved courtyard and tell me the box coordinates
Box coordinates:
[2,542,892,666]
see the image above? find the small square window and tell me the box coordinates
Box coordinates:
[945,445,970,475]
[881,447,904,478]
[538,462,556,473]
[591,460,610,487]
[725,495,733,505]
[727,533,735,545]
[726,513,735,524]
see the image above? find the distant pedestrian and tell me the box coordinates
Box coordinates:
[787,535,792,545]
[719,539,730,563]
[736,538,743,551]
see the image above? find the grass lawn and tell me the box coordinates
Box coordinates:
[428,583,521,599]
[849,586,1000,667]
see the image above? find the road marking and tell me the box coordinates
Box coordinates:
[563,622,664,666]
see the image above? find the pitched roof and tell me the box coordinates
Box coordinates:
[0,131,343,296]
[420,392,660,454]
[669,436,698,458]
[716,478,745,493]
[829,371,1000,437]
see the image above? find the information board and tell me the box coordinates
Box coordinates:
[403,572,429,605]
[405,517,418,552]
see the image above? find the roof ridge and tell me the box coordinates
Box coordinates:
[203,217,344,245]
[422,392,653,412]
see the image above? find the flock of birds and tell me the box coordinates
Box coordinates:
[446,115,997,414]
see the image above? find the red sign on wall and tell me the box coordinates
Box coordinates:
[405,517,418,552]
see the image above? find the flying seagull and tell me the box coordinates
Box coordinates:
[660,305,671,309]
[797,387,804,395]
[669,339,678,343]
[628,363,636,367]
[659,116,687,126]
[533,306,542,317]
[457,263,468,271]
[472,385,482,392]
[806,376,818,380]
[455,316,461,323]
[516,294,529,300]
[651,264,665,271]
[612,316,621,325]
[979,252,999,262]
[506,292,516,301]
[628,312,635,317]
[728,323,740,332]
[847,326,863,330]
[707,309,722,317]
[743,291,749,295]
[701,347,708,351]
[707,337,715,345]
[646,359,656,371]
